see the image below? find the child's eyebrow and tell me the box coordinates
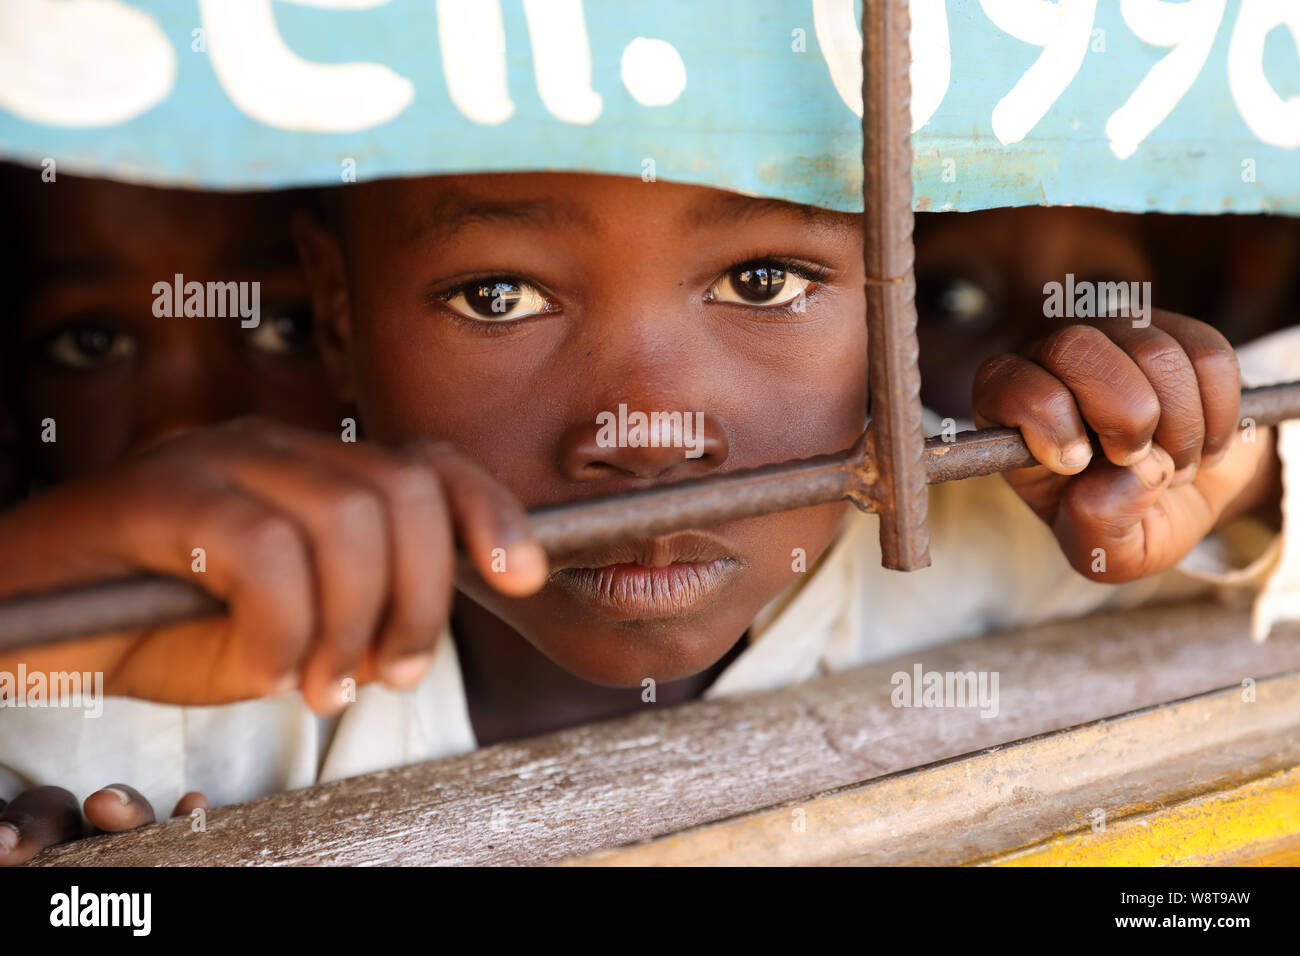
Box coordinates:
[421,196,599,246]
[681,193,854,235]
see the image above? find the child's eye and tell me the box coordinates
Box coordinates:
[706,261,814,308]
[442,277,557,322]
[917,273,995,329]
[247,304,317,356]
[43,325,137,370]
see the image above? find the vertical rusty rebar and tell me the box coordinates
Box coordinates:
[864,0,931,570]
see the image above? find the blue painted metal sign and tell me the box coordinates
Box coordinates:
[0,0,1296,213]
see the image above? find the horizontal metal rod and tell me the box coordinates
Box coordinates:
[4,381,1299,652]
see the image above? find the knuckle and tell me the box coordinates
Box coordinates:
[1020,388,1076,427]
[385,460,442,510]
[1182,319,1233,355]
[1122,392,1163,437]
[1188,345,1241,390]
[1040,325,1108,369]
[1128,340,1188,378]
[1138,395,1163,435]
[329,488,385,536]
[973,353,1019,386]
[406,437,456,462]
[236,515,304,573]
[971,355,1021,407]
[1095,394,1160,444]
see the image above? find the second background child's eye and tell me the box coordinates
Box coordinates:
[442,277,556,323]
[247,304,317,356]
[707,261,813,307]
[917,273,995,330]
[43,325,137,370]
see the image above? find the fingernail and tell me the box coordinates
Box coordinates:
[507,539,549,585]
[381,652,433,690]
[1120,439,1153,467]
[104,786,131,807]
[1170,462,1199,488]
[270,672,298,695]
[1132,445,1172,489]
[0,822,18,852]
[1061,440,1092,469]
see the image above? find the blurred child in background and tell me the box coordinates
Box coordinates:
[0,166,343,859]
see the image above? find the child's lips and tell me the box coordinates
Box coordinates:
[551,559,739,619]
[550,532,740,618]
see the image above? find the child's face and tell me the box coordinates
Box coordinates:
[915,207,1154,420]
[11,175,340,482]
[314,173,867,687]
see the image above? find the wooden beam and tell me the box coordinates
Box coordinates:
[26,600,1300,866]
[570,672,1300,866]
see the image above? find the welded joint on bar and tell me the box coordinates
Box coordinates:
[848,427,885,514]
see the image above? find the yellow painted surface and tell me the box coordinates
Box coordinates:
[987,766,1300,867]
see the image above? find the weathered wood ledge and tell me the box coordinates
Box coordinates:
[28,598,1300,866]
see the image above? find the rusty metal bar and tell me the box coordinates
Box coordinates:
[531,433,875,557]
[925,381,1300,484]
[864,0,931,571]
[3,381,1298,652]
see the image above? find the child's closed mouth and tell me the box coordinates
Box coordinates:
[550,532,741,619]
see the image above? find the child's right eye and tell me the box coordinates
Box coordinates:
[441,276,558,323]
[42,325,137,370]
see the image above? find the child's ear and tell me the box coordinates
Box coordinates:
[291,207,356,402]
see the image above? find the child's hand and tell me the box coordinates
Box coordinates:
[0,418,548,713]
[0,784,207,866]
[972,310,1277,582]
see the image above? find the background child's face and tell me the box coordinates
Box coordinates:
[915,207,1154,421]
[9,174,340,482]
[314,173,867,687]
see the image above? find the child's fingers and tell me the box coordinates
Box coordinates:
[1052,447,1188,580]
[1097,323,1205,474]
[411,441,548,597]
[83,784,157,832]
[0,786,84,866]
[1149,311,1241,467]
[124,419,437,708]
[172,791,209,818]
[126,486,318,699]
[230,421,456,692]
[1023,325,1161,468]
[972,354,1093,474]
[212,447,393,713]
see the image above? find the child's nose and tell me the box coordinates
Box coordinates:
[557,411,730,482]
